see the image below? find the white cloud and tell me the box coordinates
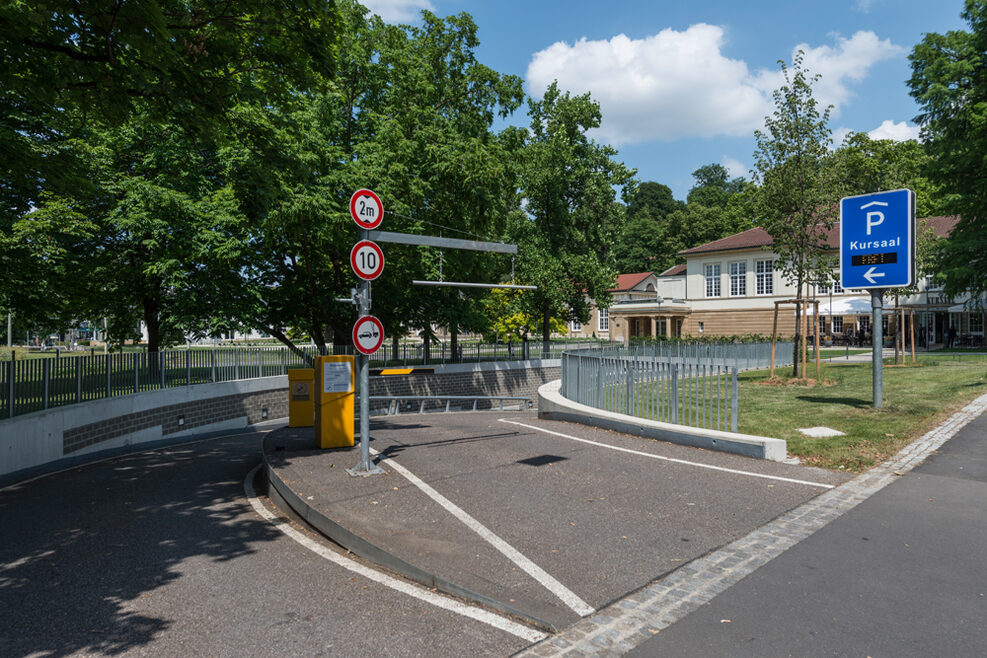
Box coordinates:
[789,31,904,117]
[721,156,748,179]
[832,126,853,147]
[361,0,433,23]
[868,119,920,142]
[525,27,903,145]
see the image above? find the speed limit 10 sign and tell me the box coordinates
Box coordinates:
[350,240,384,281]
[350,189,384,230]
[352,316,384,355]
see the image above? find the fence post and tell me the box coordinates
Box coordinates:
[626,361,633,416]
[731,367,739,432]
[281,347,286,375]
[257,347,262,378]
[187,349,192,386]
[596,356,602,410]
[211,347,216,383]
[43,359,50,410]
[106,353,111,398]
[671,364,678,425]
[235,347,240,380]
[76,356,82,403]
[7,357,14,418]
[133,352,138,394]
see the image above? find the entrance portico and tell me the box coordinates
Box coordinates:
[609,300,689,343]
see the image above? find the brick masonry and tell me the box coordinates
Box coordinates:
[60,366,559,456]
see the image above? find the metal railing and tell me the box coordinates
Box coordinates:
[0,339,605,420]
[368,395,533,416]
[0,346,323,419]
[560,342,792,433]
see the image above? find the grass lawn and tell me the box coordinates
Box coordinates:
[737,355,987,472]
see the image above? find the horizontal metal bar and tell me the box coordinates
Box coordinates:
[368,230,518,254]
[411,281,537,290]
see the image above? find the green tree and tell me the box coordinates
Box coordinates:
[686,163,746,208]
[614,182,683,273]
[752,52,836,377]
[825,132,949,217]
[204,6,524,358]
[908,0,987,303]
[0,0,342,327]
[511,82,635,351]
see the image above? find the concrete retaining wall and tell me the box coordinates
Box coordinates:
[538,379,787,461]
[0,360,560,484]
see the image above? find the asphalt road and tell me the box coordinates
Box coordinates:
[628,410,987,657]
[0,427,531,657]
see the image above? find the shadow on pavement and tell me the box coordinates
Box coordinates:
[0,438,280,657]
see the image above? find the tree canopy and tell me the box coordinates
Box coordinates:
[908,0,987,303]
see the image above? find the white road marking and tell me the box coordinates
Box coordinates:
[243,465,547,643]
[499,419,835,490]
[370,447,596,617]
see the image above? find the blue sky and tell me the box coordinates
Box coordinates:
[363,1,967,199]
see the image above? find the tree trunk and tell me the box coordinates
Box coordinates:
[142,297,161,354]
[450,324,459,363]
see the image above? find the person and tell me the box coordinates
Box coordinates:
[947,326,956,348]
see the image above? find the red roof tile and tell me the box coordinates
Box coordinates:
[660,264,687,276]
[609,272,653,292]
[677,216,959,256]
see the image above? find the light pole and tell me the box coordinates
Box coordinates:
[656,294,664,338]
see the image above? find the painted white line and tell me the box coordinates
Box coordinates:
[499,419,835,490]
[370,447,596,617]
[243,466,546,643]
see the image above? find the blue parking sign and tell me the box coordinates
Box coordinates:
[840,189,915,290]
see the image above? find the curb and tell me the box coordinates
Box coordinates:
[260,432,558,633]
[537,380,787,461]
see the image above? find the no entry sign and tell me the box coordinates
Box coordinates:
[350,240,384,281]
[350,189,384,230]
[352,315,384,355]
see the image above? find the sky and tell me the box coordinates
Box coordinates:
[361,0,968,199]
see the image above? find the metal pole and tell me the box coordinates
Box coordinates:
[349,250,384,477]
[872,290,884,408]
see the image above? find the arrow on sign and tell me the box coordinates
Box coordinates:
[863,267,886,285]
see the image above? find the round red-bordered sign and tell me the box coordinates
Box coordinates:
[352,315,384,355]
[350,189,384,230]
[350,240,384,281]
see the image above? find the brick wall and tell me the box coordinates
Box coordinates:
[63,389,287,455]
[58,365,559,455]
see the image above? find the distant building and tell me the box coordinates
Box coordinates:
[591,216,984,347]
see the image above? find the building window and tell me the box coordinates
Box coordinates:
[755,259,773,295]
[729,262,746,296]
[571,319,582,332]
[970,314,983,333]
[860,316,870,333]
[832,316,843,333]
[598,308,609,332]
[699,321,705,334]
[833,279,843,294]
[882,315,889,334]
[705,264,721,297]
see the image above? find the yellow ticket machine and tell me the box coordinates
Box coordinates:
[314,355,356,449]
[287,368,314,427]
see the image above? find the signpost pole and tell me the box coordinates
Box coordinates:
[872,289,884,409]
[348,228,384,477]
